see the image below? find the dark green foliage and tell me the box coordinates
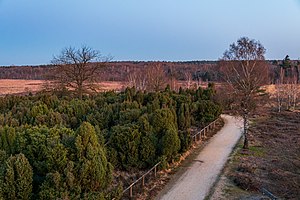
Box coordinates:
[160,129,180,161]
[138,134,157,168]
[0,126,17,155]
[0,153,33,200]
[177,103,191,130]
[178,130,191,153]
[0,86,221,198]
[151,108,177,136]
[109,125,141,170]
[118,108,141,125]
[191,100,222,126]
[75,122,112,192]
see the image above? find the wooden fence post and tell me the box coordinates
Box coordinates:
[142,176,145,186]
[130,186,133,197]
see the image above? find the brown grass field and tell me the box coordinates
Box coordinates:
[0,79,126,96]
[0,79,45,96]
[0,79,294,98]
[0,79,214,96]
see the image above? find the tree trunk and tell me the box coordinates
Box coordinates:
[78,85,83,100]
[243,113,249,149]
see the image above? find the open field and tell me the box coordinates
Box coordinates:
[0,79,215,96]
[0,79,44,96]
[0,79,126,96]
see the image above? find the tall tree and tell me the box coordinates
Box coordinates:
[51,46,109,99]
[220,37,269,149]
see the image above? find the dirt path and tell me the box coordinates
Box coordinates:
[156,115,243,200]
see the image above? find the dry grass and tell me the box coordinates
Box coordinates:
[0,79,44,96]
[0,79,225,97]
[97,81,126,92]
[0,79,126,96]
[210,109,300,200]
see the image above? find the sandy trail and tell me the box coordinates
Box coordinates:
[156,115,243,200]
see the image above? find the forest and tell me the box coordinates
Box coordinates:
[0,85,221,199]
[0,59,299,84]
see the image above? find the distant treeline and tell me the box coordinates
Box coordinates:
[0,59,299,83]
[0,61,220,82]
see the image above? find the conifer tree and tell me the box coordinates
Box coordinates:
[1,153,33,200]
[75,122,112,192]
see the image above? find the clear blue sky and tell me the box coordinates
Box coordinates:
[0,0,300,66]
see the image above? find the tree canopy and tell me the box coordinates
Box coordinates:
[0,87,221,199]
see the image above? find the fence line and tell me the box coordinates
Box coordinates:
[191,117,219,143]
[122,162,161,198]
[119,117,220,199]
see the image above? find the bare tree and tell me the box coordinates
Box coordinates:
[284,74,299,110]
[146,63,167,91]
[290,76,299,110]
[50,46,109,99]
[166,64,178,91]
[275,58,300,111]
[127,68,147,91]
[184,71,193,89]
[127,69,138,88]
[275,67,285,112]
[220,37,269,149]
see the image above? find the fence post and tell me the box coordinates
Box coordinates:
[142,176,145,186]
[130,186,133,198]
[154,165,157,177]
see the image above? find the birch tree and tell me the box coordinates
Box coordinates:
[220,37,269,149]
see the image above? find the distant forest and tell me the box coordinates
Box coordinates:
[0,61,218,82]
[0,60,299,84]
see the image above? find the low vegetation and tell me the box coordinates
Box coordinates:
[210,110,300,199]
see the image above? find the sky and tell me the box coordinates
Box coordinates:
[0,0,300,66]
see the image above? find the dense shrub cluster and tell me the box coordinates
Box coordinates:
[0,86,221,199]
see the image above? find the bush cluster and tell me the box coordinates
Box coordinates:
[0,85,221,199]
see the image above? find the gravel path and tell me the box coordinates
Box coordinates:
[156,115,243,200]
